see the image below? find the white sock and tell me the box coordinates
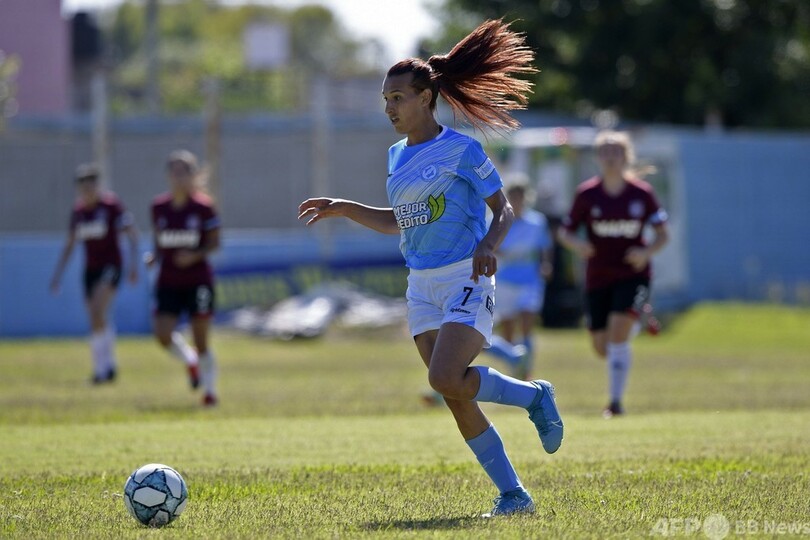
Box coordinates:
[102,325,117,371]
[90,331,107,377]
[607,341,632,403]
[198,351,217,396]
[170,331,198,366]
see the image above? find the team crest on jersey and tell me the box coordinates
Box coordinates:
[421,165,437,181]
[186,214,200,230]
[473,158,495,179]
[591,206,602,218]
[629,200,644,218]
[393,193,446,229]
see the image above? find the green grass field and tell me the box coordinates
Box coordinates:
[1,302,809,539]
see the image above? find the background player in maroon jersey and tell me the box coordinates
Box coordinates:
[145,150,221,406]
[557,131,669,417]
[50,163,139,384]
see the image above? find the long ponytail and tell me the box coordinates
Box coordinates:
[387,19,537,133]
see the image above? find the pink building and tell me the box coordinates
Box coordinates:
[0,0,70,114]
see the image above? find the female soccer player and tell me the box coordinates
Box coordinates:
[146,150,221,407]
[50,163,139,383]
[298,19,563,517]
[557,130,669,417]
[491,177,554,380]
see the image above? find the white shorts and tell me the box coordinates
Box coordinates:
[406,258,495,347]
[495,281,545,321]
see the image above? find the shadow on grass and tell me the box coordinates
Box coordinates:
[363,516,477,531]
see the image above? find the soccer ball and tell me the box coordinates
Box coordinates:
[123,463,188,527]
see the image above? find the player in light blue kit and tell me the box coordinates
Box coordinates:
[298,19,563,518]
[490,176,554,380]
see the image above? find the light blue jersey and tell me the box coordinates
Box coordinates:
[387,127,502,270]
[497,209,552,285]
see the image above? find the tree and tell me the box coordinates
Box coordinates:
[104,0,382,114]
[0,50,20,132]
[437,0,810,128]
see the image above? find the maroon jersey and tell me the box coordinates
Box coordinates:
[151,192,220,288]
[70,193,131,271]
[562,176,667,290]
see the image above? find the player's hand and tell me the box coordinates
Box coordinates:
[540,261,554,281]
[574,241,596,259]
[173,250,199,268]
[143,252,157,268]
[624,247,650,271]
[297,198,347,226]
[470,245,497,284]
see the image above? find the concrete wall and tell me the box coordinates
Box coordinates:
[0,115,398,233]
[2,117,810,336]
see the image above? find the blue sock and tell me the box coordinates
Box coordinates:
[466,425,523,494]
[473,366,538,408]
[486,335,522,366]
[522,336,533,356]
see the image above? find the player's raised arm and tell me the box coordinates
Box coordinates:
[298,197,399,234]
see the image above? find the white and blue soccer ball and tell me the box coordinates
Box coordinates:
[123,463,188,527]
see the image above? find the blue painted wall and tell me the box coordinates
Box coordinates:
[0,230,404,337]
[678,132,810,303]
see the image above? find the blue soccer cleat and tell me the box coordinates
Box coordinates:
[481,488,535,518]
[527,380,564,454]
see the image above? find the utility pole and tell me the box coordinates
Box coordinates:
[203,77,221,201]
[91,70,111,189]
[144,0,160,115]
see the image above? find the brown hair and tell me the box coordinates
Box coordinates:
[166,149,211,195]
[387,19,537,133]
[75,162,100,183]
[594,130,657,178]
[166,149,199,175]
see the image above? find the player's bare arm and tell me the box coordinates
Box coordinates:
[143,232,161,268]
[50,231,77,293]
[557,227,595,259]
[298,197,399,234]
[124,225,140,283]
[471,190,515,283]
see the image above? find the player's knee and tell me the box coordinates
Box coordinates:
[155,332,172,348]
[591,333,608,357]
[428,369,462,398]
